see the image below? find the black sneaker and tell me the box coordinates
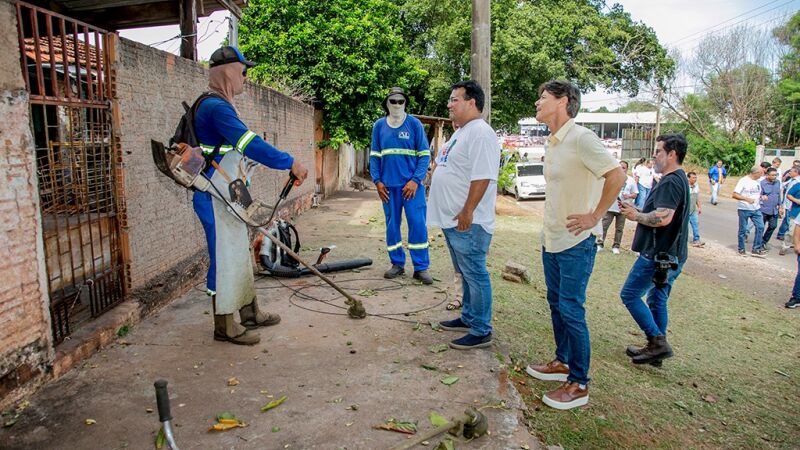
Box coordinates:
[439,318,471,332]
[738,249,746,256]
[751,249,767,258]
[786,298,800,309]
[413,270,434,285]
[383,264,405,279]
[449,333,492,350]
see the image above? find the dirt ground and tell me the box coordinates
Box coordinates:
[0,190,542,450]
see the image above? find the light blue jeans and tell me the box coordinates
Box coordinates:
[542,235,597,385]
[636,184,651,209]
[443,224,493,337]
[688,211,700,242]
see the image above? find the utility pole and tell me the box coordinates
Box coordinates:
[653,87,663,157]
[179,0,198,60]
[228,14,239,47]
[471,0,491,123]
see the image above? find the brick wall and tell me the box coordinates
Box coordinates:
[113,38,316,302]
[0,0,53,408]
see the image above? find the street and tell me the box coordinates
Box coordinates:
[509,192,797,273]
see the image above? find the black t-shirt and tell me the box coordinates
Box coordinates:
[631,169,690,262]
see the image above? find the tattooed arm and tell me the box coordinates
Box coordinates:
[619,202,675,227]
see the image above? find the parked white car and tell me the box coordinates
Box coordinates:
[505,162,546,200]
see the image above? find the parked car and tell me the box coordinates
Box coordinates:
[504,161,546,200]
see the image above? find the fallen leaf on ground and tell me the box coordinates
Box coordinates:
[85,419,96,425]
[155,426,166,449]
[208,413,247,432]
[421,363,438,371]
[413,322,422,331]
[272,426,281,432]
[429,412,448,428]
[428,344,448,354]
[440,376,459,386]
[429,321,443,332]
[261,395,288,412]
[702,394,718,404]
[433,438,455,450]
[356,289,377,297]
[374,418,418,434]
[227,377,240,386]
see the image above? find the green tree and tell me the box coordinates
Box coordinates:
[238,0,426,148]
[773,12,800,146]
[616,100,657,112]
[593,106,610,113]
[399,0,674,128]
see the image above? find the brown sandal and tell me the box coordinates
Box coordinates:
[446,298,463,311]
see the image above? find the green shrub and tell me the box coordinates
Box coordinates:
[685,134,756,176]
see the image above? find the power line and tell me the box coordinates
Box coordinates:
[667,0,786,46]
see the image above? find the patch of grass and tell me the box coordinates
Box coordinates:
[429,212,800,449]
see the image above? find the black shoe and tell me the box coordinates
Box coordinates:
[439,317,471,332]
[738,249,746,255]
[751,249,767,258]
[649,360,663,368]
[413,270,433,285]
[625,343,646,357]
[449,333,492,350]
[383,264,405,279]
[786,298,800,309]
[631,335,673,365]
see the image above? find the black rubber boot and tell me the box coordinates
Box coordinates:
[384,264,405,279]
[631,335,673,365]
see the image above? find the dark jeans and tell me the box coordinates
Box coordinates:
[620,255,684,338]
[443,224,493,336]
[762,212,779,244]
[598,211,625,248]
[794,255,800,299]
[738,209,764,251]
[542,235,597,386]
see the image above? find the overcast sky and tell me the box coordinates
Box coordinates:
[120,0,799,110]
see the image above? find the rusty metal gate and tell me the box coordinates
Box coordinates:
[621,128,655,161]
[16,2,126,345]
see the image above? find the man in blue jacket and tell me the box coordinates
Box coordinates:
[193,46,308,345]
[370,87,433,284]
[708,160,727,205]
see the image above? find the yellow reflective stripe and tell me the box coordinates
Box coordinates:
[370,151,382,158]
[381,148,418,157]
[386,242,403,252]
[200,144,234,154]
[407,242,429,250]
[416,150,431,157]
[236,130,257,153]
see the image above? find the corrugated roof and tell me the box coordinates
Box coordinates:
[519,111,658,125]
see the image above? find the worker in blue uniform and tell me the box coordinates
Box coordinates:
[193,46,308,345]
[370,87,433,284]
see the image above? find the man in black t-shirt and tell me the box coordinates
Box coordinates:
[618,134,690,366]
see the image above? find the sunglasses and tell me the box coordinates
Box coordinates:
[388,99,405,105]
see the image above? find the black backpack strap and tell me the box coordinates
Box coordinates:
[190,91,229,170]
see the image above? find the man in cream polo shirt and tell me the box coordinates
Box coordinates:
[525,80,626,410]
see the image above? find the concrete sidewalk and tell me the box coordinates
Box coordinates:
[1,191,541,450]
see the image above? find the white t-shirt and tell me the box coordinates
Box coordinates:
[634,165,655,188]
[609,175,639,213]
[427,119,501,234]
[733,176,761,211]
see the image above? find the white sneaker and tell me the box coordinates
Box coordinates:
[596,245,604,252]
[611,247,620,255]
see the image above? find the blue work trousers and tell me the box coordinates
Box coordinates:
[382,186,430,271]
[542,235,597,386]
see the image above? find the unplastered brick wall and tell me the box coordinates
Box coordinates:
[0,0,52,408]
[113,37,316,299]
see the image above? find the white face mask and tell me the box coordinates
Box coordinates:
[386,94,406,121]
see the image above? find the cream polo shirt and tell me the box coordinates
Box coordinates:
[542,119,619,253]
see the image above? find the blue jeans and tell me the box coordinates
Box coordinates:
[778,215,791,239]
[620,255,684,338]
[542,235,597,385]
[793,255,800,299]
[688,211,700,241]
[636,184,651,209]
[443,224,493,337]
[738,209,764,251]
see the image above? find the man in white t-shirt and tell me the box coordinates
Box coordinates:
[429,80,500,350]
[732,166,766,256]
[634,159,655,208]
[597,160,638,254]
